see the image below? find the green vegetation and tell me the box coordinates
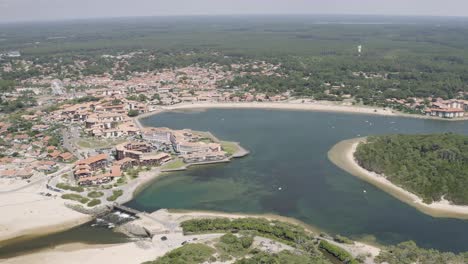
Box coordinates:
[142,243,215,264]
[65,96,100,104]
[215,233,253,258]
[235,250,331,264]
[87,191,104,198]
[77,137,127,149]
[181,218,311,246]
[127,109,139,117]
[161,158,186,171]
[106,189,123,201]
[0,92,37,113]
[376,241,468,264]
[319,240,359,264]
[3,16,468,110]
[56,183,84,193]
[87,199,101,207]
[125,167,143,179]
[220,141,239,156]
[114,177,127,186]
[355,133,468,204]
[334,235,355,245]
[150,217,365,264]
[61,193,89,204]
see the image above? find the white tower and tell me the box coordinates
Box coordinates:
[357,45,362,55]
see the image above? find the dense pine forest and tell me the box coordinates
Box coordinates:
[1,15,468,107]
[355,133,468,204]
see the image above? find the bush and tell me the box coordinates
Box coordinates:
[334,235,354,245]
[235,250,329,264]
[181,218,311,246]
[62,193,89,204]
[216,233,253,257]
[319,240,358,264]
[106,189,124,201]
[127,109,139,117]
[240,235,254,249]
[87,199,101,207]
[87,191,104,198]
[56,183,84,193]
[143,243,215,264]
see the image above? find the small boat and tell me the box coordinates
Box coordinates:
[363,190,367,193]
[278,187,282,191]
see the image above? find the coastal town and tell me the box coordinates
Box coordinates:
[1,49,468,264]
[0,91,248,210]
[1,51,468,209]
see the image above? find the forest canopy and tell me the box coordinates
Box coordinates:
[355,133,468,204]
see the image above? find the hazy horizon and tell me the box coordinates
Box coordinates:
[1,0,468,23]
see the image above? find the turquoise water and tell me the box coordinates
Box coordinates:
[128,109,468,252]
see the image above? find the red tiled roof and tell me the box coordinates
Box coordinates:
[75,154,108,165]
[60,152,74,160]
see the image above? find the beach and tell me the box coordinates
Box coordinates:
[0,179,91,243]
[164,101,398,116]
[328,137,468,220]
[1,209,381,264]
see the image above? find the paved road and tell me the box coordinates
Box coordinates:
[0,165,72,194]
[62,126,85,159]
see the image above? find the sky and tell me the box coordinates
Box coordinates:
[1,0,468,23]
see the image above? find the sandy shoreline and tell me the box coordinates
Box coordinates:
[135,101,468,121]
[4,101,462,261]
[0,179,92,244]
[328,137,468,220]
[1,209,381,264]
[166,101,398,116]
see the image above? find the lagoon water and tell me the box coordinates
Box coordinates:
[129,109,468,252]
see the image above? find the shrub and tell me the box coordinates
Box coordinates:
[216,233,254,257]
[319,240,358,264]
[87,191,104,198]
[87,199,101,207]
[62,193,89,204]
[106,189,124,201]
[142,243,214,264]
[56,183,84,193]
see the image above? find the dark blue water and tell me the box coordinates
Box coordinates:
[128,109,468,252]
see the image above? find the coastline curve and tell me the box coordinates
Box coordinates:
[328,137,468,220]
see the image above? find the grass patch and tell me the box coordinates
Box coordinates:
[143,243,215,264]
[235,250,322,264]
[161,158,185,170]
[87,191,104,198]
[113,176,127,187]
[215,233,253,258]
[56,183,84,193]
[62,193,89,204]
[221,141,238,156]
[125,167,142,179]
[106,189,123,201]
[87,199,101,207]
[319,240,358,264]
[77,138,127,149]
[181,218,312,247]
[334,235,354,245]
